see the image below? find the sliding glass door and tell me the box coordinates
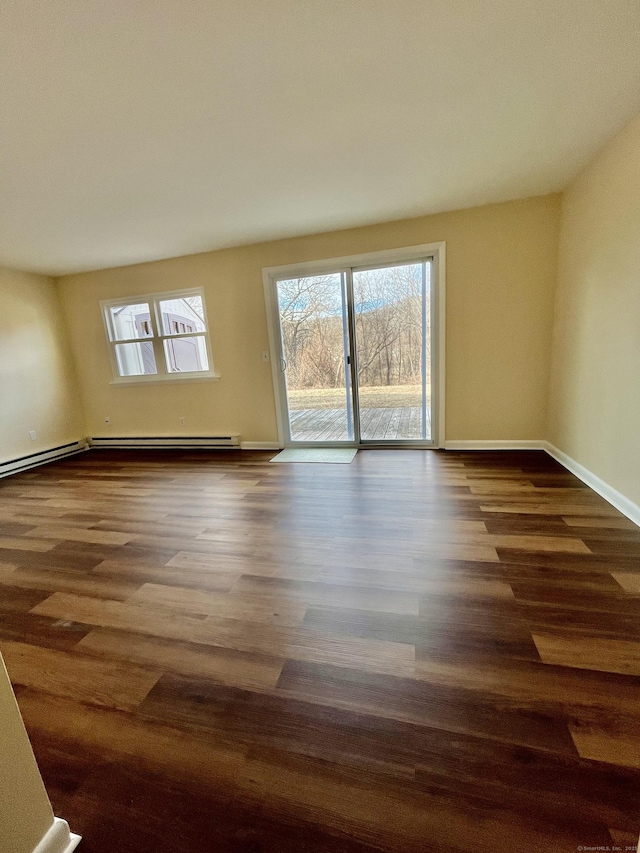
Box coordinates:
[272,257,434,446]
[277,274,354,442]
[353,262,431,441]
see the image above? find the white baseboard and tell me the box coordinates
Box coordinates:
[543,442,640,528]
[89,435,240,449]
[442,439,640,528]
[33,818,81,853]
[0,440,88,480]
[240,442,280,450]
[444,440,545,450]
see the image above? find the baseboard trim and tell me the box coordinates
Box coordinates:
[89,436,240,449]
[240,442,281,450]
[543,442,640,528]
[442,439,640,527]
[33,818,81,853]
[0,440,88,480]
[444,440,545,451]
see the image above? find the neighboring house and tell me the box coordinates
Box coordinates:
[112,299,205,375]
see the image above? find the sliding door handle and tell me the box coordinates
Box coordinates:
[280,357,287,372]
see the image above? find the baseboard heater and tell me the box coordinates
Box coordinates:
[0,440,88,479]
[89,435,240,449]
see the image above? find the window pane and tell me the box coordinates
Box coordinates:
[353,262,429,440]
[163,336,209,373]
[109,303,154,340]
[115,342,157,376]
[159,295,206,335]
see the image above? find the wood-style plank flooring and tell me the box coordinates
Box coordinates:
[1,448,640,852]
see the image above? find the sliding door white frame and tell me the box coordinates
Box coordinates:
[262,241,446,448]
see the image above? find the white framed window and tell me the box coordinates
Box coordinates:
[101,288,218,384]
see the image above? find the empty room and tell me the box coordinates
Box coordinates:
[2,2,640,852]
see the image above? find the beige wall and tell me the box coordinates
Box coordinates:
[0,655,55,853]
[0,268,85,465]
[58,194,560,444]
[548,114,640,507]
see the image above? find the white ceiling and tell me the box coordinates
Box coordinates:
[2,1,640,276]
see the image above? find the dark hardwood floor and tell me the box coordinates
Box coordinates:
[1,448,640,852]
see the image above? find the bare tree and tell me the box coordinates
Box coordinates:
[277,264,430,391]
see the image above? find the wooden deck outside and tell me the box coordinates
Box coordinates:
[289,406,431,441]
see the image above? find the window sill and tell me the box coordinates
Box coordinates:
[109,372,221,387]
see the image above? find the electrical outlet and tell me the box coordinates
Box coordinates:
[179,417,186,426]
[29,430,37,441]
[262,351,270,363]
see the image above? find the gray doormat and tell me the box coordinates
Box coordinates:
[270,448,358,464]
